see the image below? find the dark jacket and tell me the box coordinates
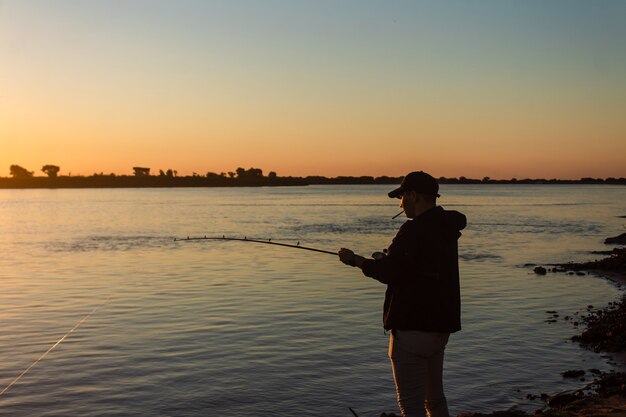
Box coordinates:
[361,206,466,333]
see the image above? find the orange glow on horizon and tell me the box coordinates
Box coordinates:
[1,2,625,181]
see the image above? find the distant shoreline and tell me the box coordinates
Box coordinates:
[1,175,625,189]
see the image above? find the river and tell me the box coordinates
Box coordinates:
[0,184,624,416]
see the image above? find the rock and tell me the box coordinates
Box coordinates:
[591,250,614,255]
[534,266,547,275]
[547,392,579,408]
[605,232,626,244]
[556,247,626,274]
[573,295,626,352]
[458,412,529,417]
[561,370,586,378]
[595,372,626,397]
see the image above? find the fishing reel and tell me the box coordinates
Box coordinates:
[371,249,388,260]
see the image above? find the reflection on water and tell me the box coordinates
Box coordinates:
[45,235,175,253]
[0,185,624,416]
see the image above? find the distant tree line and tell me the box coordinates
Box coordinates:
[10,164,60,178]
[1,165,307,188]
[1,164,625,189]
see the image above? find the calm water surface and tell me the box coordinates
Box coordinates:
[0,185,624,416]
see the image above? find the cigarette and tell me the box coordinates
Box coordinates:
[392,211,404,219]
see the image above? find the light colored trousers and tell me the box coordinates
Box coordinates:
[388,329,450,417]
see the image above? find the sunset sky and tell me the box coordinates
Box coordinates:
[1,1,625,179]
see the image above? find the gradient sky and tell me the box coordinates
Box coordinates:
[1,1,625,179]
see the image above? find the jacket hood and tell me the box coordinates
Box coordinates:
[443,209,467,232]
[418,206,466,239]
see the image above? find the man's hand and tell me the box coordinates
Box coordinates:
[338,248,355,265]
[338,248,365,268]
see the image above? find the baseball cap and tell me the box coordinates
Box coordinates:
[388,171,440,199]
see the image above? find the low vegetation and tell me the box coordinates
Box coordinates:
[1,165,625,189]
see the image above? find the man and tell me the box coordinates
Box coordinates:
[339,171,466,417]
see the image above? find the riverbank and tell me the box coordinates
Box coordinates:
[459,246,626,417]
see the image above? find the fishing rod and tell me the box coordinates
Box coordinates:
[174,235,338,256]
[0,296,112,396]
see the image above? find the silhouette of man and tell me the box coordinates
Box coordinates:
[339,171,466,417]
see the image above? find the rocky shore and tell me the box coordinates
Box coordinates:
[459,240,626,417]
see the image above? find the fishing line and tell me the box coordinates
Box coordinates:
[0,296,112,396]
[174,235,338,256]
